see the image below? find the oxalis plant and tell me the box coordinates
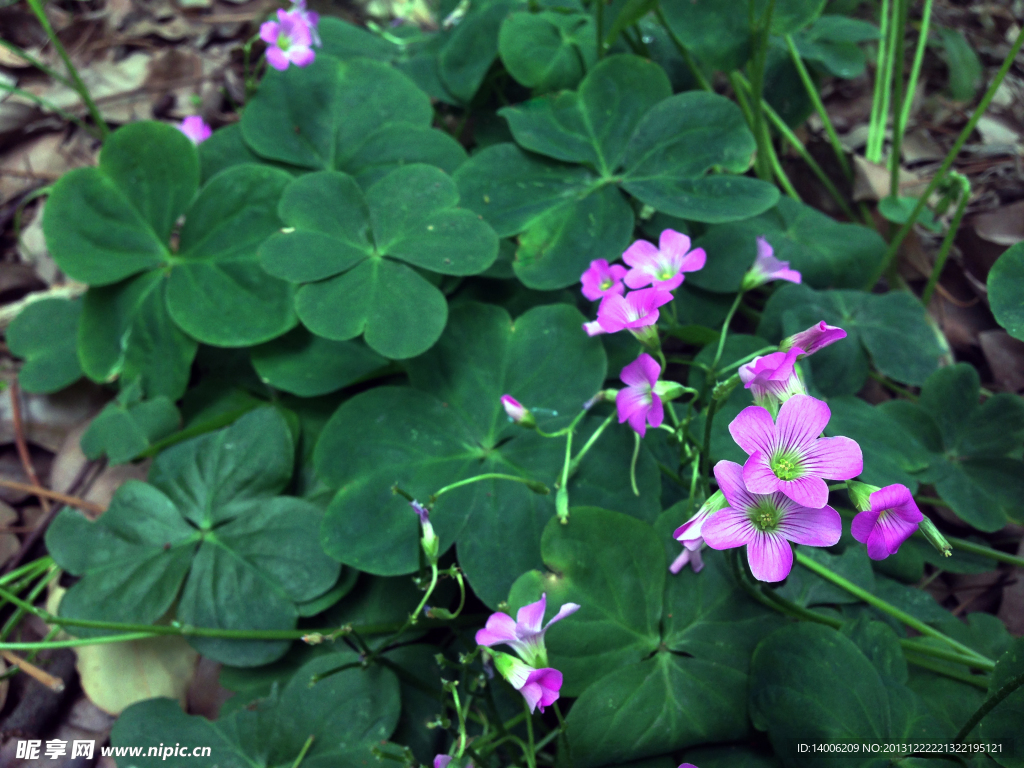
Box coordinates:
[3,0,1024,766]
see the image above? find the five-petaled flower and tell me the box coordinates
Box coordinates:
[616,354,663,438]
[729,394,863,509]
[738,348,806,413]
[488,649,563,714]
[289,0,321,45]
[623,229,706,291]
[177,115,211,144]
[476,593,579,668]
[741,236,802,290]
[260,9,316,71]
[701,460,842,581]
[596,287,673,335]
[581,259,628,301]
[851,484,923,560]
[780,321,847,357]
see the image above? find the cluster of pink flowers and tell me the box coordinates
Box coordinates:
[476,594,578,713]
[260,0,321,71]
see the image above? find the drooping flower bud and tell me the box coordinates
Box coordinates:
[919,515,952,558]
[411,500,439,563]
[487,649,563,714]
[500,395,536,429]
[846,480,880,512]
[738,348,806,416]
[780,321,847,357]
[851,484,922,560]
[670,490,728,574]
[740,236,802,290]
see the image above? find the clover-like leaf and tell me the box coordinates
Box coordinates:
[251,327,388,397]
[111,650,401,767]
[6,297,83,394]
[47,408,339,666]
[988,242,1024,343]
[260,166,497,359]
[499,10,596,92]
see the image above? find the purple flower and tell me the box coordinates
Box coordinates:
[410,500,439,561]
[596,287,673,334]
[738,348,805,411]
[410,500,429,525]
[669,547,704,574]
[781,321,847,356]
[670,490,728,574]
[741,237,802,290]
[581,259,628,301]
[851,484,923,560]
[435,757,452,768]
[582,319,607,337]
[260,9,315,71]
[177,115,211,144]
[728,395,863,509]
[701,460,842,582]
[623,229,706,291]
[476,593,579,668]
[489,649,563,714]
[616,354,663,438]
[500,395,535,427]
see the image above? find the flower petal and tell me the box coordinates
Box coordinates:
[728,405,776,457]
[713,460,761,512]
[623,239,659,269]
[266,46,290,70]
[871,484,922,524]
[259,20,280,43]
[515,595,546,635]
[621,353,660,387]
[850,509,879,544]
[742,451,780,495]
[776,475,829,509]
[747,531,794,582]
[868,513,918,558]
[659,229,691,257]
[775,395,831,452]
[701,507,757,549]
[544,602,580,630]
[647,394,664,429]
[803,436,863,481]
[616,386,651,427]
[476,613,518,647]
[775,503,842,546]
[679,247,706,273]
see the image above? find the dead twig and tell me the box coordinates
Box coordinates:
[10,380,50,516]
[0,480,105,515]
[0,651,65,693]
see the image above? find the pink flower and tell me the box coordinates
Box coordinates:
[500,395,533,426]
[435,757,452,768]
[289,0,321,46]
[623,229,706,291]
[671,490,727,574]
[489,650,563,714]
[851,484,923,560]
[669,547,704,575]
[476,593,579,668]
[596,287,673,334]
[260,9,316,71]
[781,321,847,357]
[580,259,627,301]
[177,115,211,144]
[738,348,805,411]
[728,395,863,509]
[616,354,663,437]
[702,460,842,582]
[741,237,802,290]
[582,319,607,337]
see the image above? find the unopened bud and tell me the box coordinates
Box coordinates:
[712,374,740,401]
[526,480,550,495]
[629,324,661,349]
[653,380,692,402]
[846,480,879,512]
[919,516,952,558]
[555,484,569,523]
[501,395,536,428]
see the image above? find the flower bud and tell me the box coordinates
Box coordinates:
[780,321,847,357]
[919,516,952,558]
[555,485,569,524]
[411,500,440,563]
[501,395,536,428]
[653,380,692,402]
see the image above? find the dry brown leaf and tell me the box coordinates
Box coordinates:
[852,155,929,201]
[901,130,946,164]
[50,421,148,513]
[16,203,63,286]
[0,378,109,453]
[971,199,1024,246]
[0,500,21,569]
[979,329,1024,392]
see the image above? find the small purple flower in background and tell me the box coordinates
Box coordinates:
[596,287,673,334]
[616,354,663,438]
[476,593,579,668]
[741,236,802,290]
[729,395,863,509]
[434,757,452,768]
[177,116,211,144]
[623,229,706,291]
[701,460,842,582]
[581,259,628,301]
[851,484,923,560]
[780,321,847,356]
[739,348,805,412]
[670,490,727,574]
[260,9,316,70]
[489,649,563,714]
[500,395,535,428]
[582,319,607,337]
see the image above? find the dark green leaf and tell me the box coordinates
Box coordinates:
[6,297,83,394]
[988,242,1024,342]
[251,327,388,397]
[978,637,1024,766]
[499,11,595,92]
[438,2,515,102]
[81,397,180,465]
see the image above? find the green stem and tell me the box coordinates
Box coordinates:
[872,0,899,162]
[867,370,919,400]
[888,0,910,198]
[699,398,719,495]
[629,433,641,497]
[946,536,1024,568]
[24,0,108,138]
[0,566,59,642]
[0,39,73,88]
[784,34,852,180]
[654,8,711,91]
[955,672,1024,742]
[432,473,548,501]
[568,412,616,476]
[898,0,933,135]
[0,82,93,134]
[139,405,259,458]
[0,557,53,585]
[794,550,995,670]
[290,736,315,768]
[720,345,778,374]
[523,698,537,768]
[867,0,891,162]
[921,186,969,305]
[749,0,778,182]
[711,291,746,371]
[866,24,1024,289]
[902,652,989,690]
